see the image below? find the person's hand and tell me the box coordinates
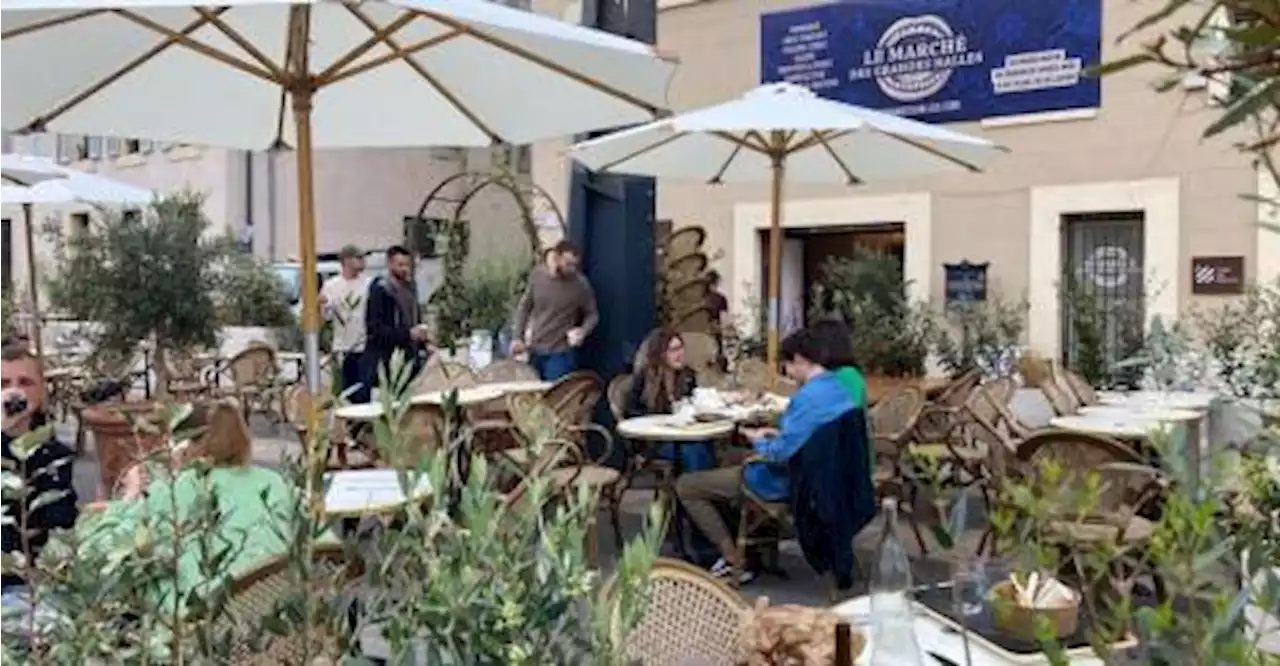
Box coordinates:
[741,426,778,442]
[510,339,526,355]
[409,324,428,342]
[566,327,585,348]
[318,291,329,307]
[1,388,29,433]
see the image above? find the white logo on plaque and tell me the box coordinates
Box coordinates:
[851,15,984,103]
[1083,246,1133,289]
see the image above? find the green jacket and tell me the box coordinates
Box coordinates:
[79,466,303,615]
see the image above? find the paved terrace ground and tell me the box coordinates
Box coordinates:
[53,414,983,658]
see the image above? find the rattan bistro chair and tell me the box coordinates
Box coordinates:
[219,543,356,665]
[604,557,749,666]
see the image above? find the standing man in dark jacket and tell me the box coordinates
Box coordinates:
[364,245,430,387]
[2,344,78,594]
[510,241,598,381]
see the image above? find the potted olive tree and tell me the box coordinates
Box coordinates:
[461,255,530,365]
[43,191,233,489]
[215,249,297,353]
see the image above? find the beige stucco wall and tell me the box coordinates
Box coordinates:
[3,140,533,308]
[530,0,1266,357]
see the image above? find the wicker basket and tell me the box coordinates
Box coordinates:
[989,580,1081,642]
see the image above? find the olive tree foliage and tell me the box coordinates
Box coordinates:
[1100,1,1280,229]
[43,192,227,392]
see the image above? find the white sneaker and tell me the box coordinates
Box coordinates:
[709,558,756,584]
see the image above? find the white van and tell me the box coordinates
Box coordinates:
[271,251,437,313]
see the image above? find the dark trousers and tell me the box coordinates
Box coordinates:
[340,351,371,404]
[530,349,577,382]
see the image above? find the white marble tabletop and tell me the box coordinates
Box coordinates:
[1096,390,1216,411]
[412,384,507,406]
[323,469,432,517]
[616,414,736,441]
[478,380,553,395]
[334,403,385,422]
[1078,405,1202,422]
[832,595,1106,665]
[1050,414,1176,439]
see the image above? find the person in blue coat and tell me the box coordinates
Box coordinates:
[675,320,865,583]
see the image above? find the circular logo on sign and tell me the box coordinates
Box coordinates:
[873,15,958,102]
[1083,246,1133,289]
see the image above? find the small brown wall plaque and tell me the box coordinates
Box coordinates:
[1190,256,1245,295]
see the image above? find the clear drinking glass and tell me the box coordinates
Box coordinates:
[952,561,987,617]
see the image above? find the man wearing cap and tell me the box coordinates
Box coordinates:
[320,245,372,403]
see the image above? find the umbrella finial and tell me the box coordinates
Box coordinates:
[751,82,815,99]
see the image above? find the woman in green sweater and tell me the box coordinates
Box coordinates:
[79,400,303,614]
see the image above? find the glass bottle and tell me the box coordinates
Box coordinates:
[869,497,924,666]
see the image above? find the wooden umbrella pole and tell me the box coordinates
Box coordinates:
[22,203,43,358]
[292,88,322,412]
[765,135,785,387]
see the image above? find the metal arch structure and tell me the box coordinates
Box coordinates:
[415,169,566,259]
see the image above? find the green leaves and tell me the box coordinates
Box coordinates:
[1204,78,1280,139]
[43,191,223,365]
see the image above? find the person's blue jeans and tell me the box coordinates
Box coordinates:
[653,440,716,471]
[340,351,371,404]
[531,349,577,382]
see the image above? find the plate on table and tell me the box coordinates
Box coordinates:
[694,412,732,423]
[739,410,781,428]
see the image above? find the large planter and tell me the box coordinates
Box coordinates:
[83,402,167,494]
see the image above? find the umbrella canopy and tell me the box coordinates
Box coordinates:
[1,154,68,187]
[2,0,676,393]
[570,82,1007,373]
[1,153,154,357]
[1,154,154,204]
[570,82,1003,183]
[1,0,675,148]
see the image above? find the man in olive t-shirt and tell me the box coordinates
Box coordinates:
[510,240,598,381]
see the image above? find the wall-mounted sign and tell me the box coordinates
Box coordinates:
[1191,256,1245,295]
[759,0,1102,124]
[944,260,989,305]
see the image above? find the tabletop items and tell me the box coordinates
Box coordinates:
[323,469,432,517]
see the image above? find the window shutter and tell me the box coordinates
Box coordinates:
[106,137,122,157]
[86,136,104,159]
[56,135,75,163]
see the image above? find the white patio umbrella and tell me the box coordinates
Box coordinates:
[570,82,1007,375]
[1,154,154,357]
[1,0,676,393]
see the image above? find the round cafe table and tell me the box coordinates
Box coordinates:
[411,384,507,407]
[617,414,736,559]
[1050,414,1182,439]
[1096,390,1215,411]
[477,380,552,395]
[334,402,386,422]
[1077,405,1201,422]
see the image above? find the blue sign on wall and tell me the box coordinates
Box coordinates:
[760,0,1102,123]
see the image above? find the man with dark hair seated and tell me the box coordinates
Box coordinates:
[675,320,869,583]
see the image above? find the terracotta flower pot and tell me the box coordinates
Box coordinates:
[82,402,167,494]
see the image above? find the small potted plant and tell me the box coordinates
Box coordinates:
[460,255,529,364]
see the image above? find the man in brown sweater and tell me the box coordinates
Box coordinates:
[511,240,599,381]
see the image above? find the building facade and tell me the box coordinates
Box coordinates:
[2,134,537,304]
[531,0,1279,362]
